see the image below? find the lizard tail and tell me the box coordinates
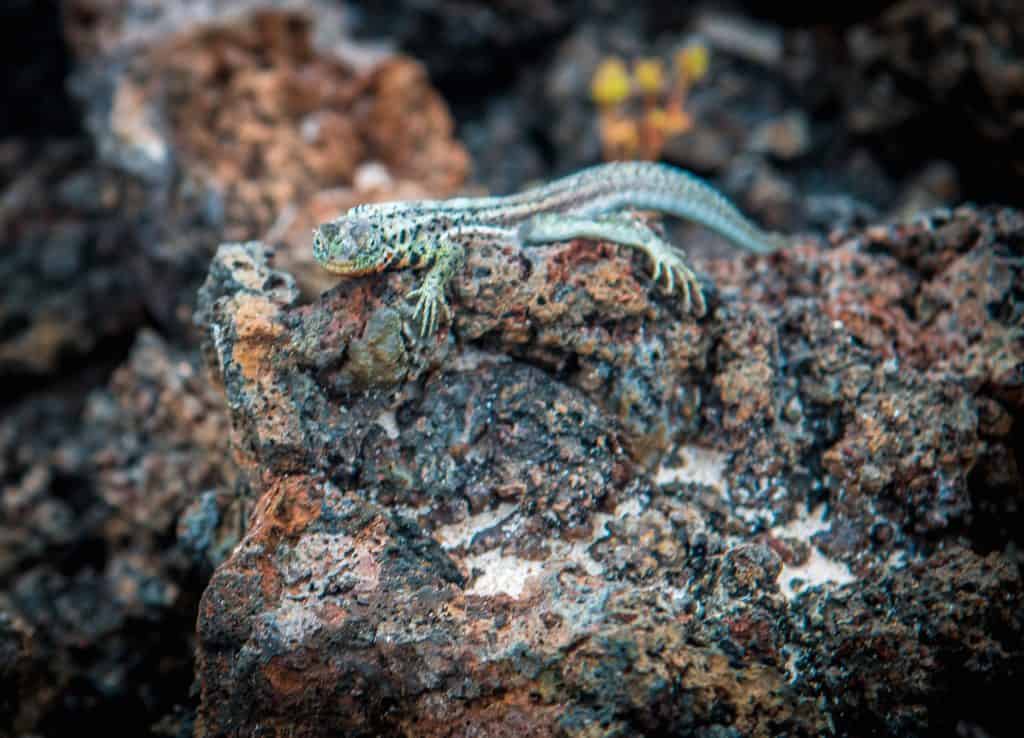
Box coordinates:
[581,163,790,255]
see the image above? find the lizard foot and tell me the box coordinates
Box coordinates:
[406,282,451,337]
[645,241,707,316]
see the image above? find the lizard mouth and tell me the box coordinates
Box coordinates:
[318,260,375,276]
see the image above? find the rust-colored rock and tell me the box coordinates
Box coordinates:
[63,0,469,328]
[194,201,1022,735]
[0,3,1012,735]
[0,332,239,735]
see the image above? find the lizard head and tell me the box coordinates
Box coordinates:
[312,216,382,276]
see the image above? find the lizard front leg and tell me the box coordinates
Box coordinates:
[405,237,466,337]
[518,213,707,316]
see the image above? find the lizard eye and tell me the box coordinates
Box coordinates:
[349,219,372,244]
[317,222,340,242]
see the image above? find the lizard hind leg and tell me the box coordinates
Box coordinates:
[519,213,706,316]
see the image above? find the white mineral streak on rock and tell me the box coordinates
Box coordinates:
[443,499,645,598]
[655,445,728,490]
[772,505,856,600]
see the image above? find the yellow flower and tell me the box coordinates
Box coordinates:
[633,58,666,96]
[676,43,710,83]
[591,58,631,107]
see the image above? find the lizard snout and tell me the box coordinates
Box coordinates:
[312,218,378,275]
[312,223,337,264]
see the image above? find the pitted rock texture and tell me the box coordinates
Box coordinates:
[0,141,145,379]
[707,206,1023,550]
[795,546,1022,737]
[1,331,239,735]
[62,0,469,329]
[195,203,1021,736]
[3,4,474,730]
[839,0,1024,194]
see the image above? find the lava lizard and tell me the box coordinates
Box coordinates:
[313,161,787,336]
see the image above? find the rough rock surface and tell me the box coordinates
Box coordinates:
[796,546,1021,736]
[709,206,1024,547]
[0,610,39,735]
[2,2,473,733]
[63,0,469,328]
[64,0,468,226]
[0,140,145,380]
[3,2,1023,736]
[0,332,238,735]
[4,1,470,379]
[838,0,1024,198]
[0,0,78,137]
[194,202,1022,736]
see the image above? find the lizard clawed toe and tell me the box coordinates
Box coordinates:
[648,249,704,316]
[407,284,451,337]
[651,259,663,285]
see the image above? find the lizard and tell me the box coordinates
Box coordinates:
[312,161,788,337]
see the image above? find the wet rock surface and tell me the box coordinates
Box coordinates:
[193,200,1022,736]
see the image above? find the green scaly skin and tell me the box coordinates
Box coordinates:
[313,161,788,336]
